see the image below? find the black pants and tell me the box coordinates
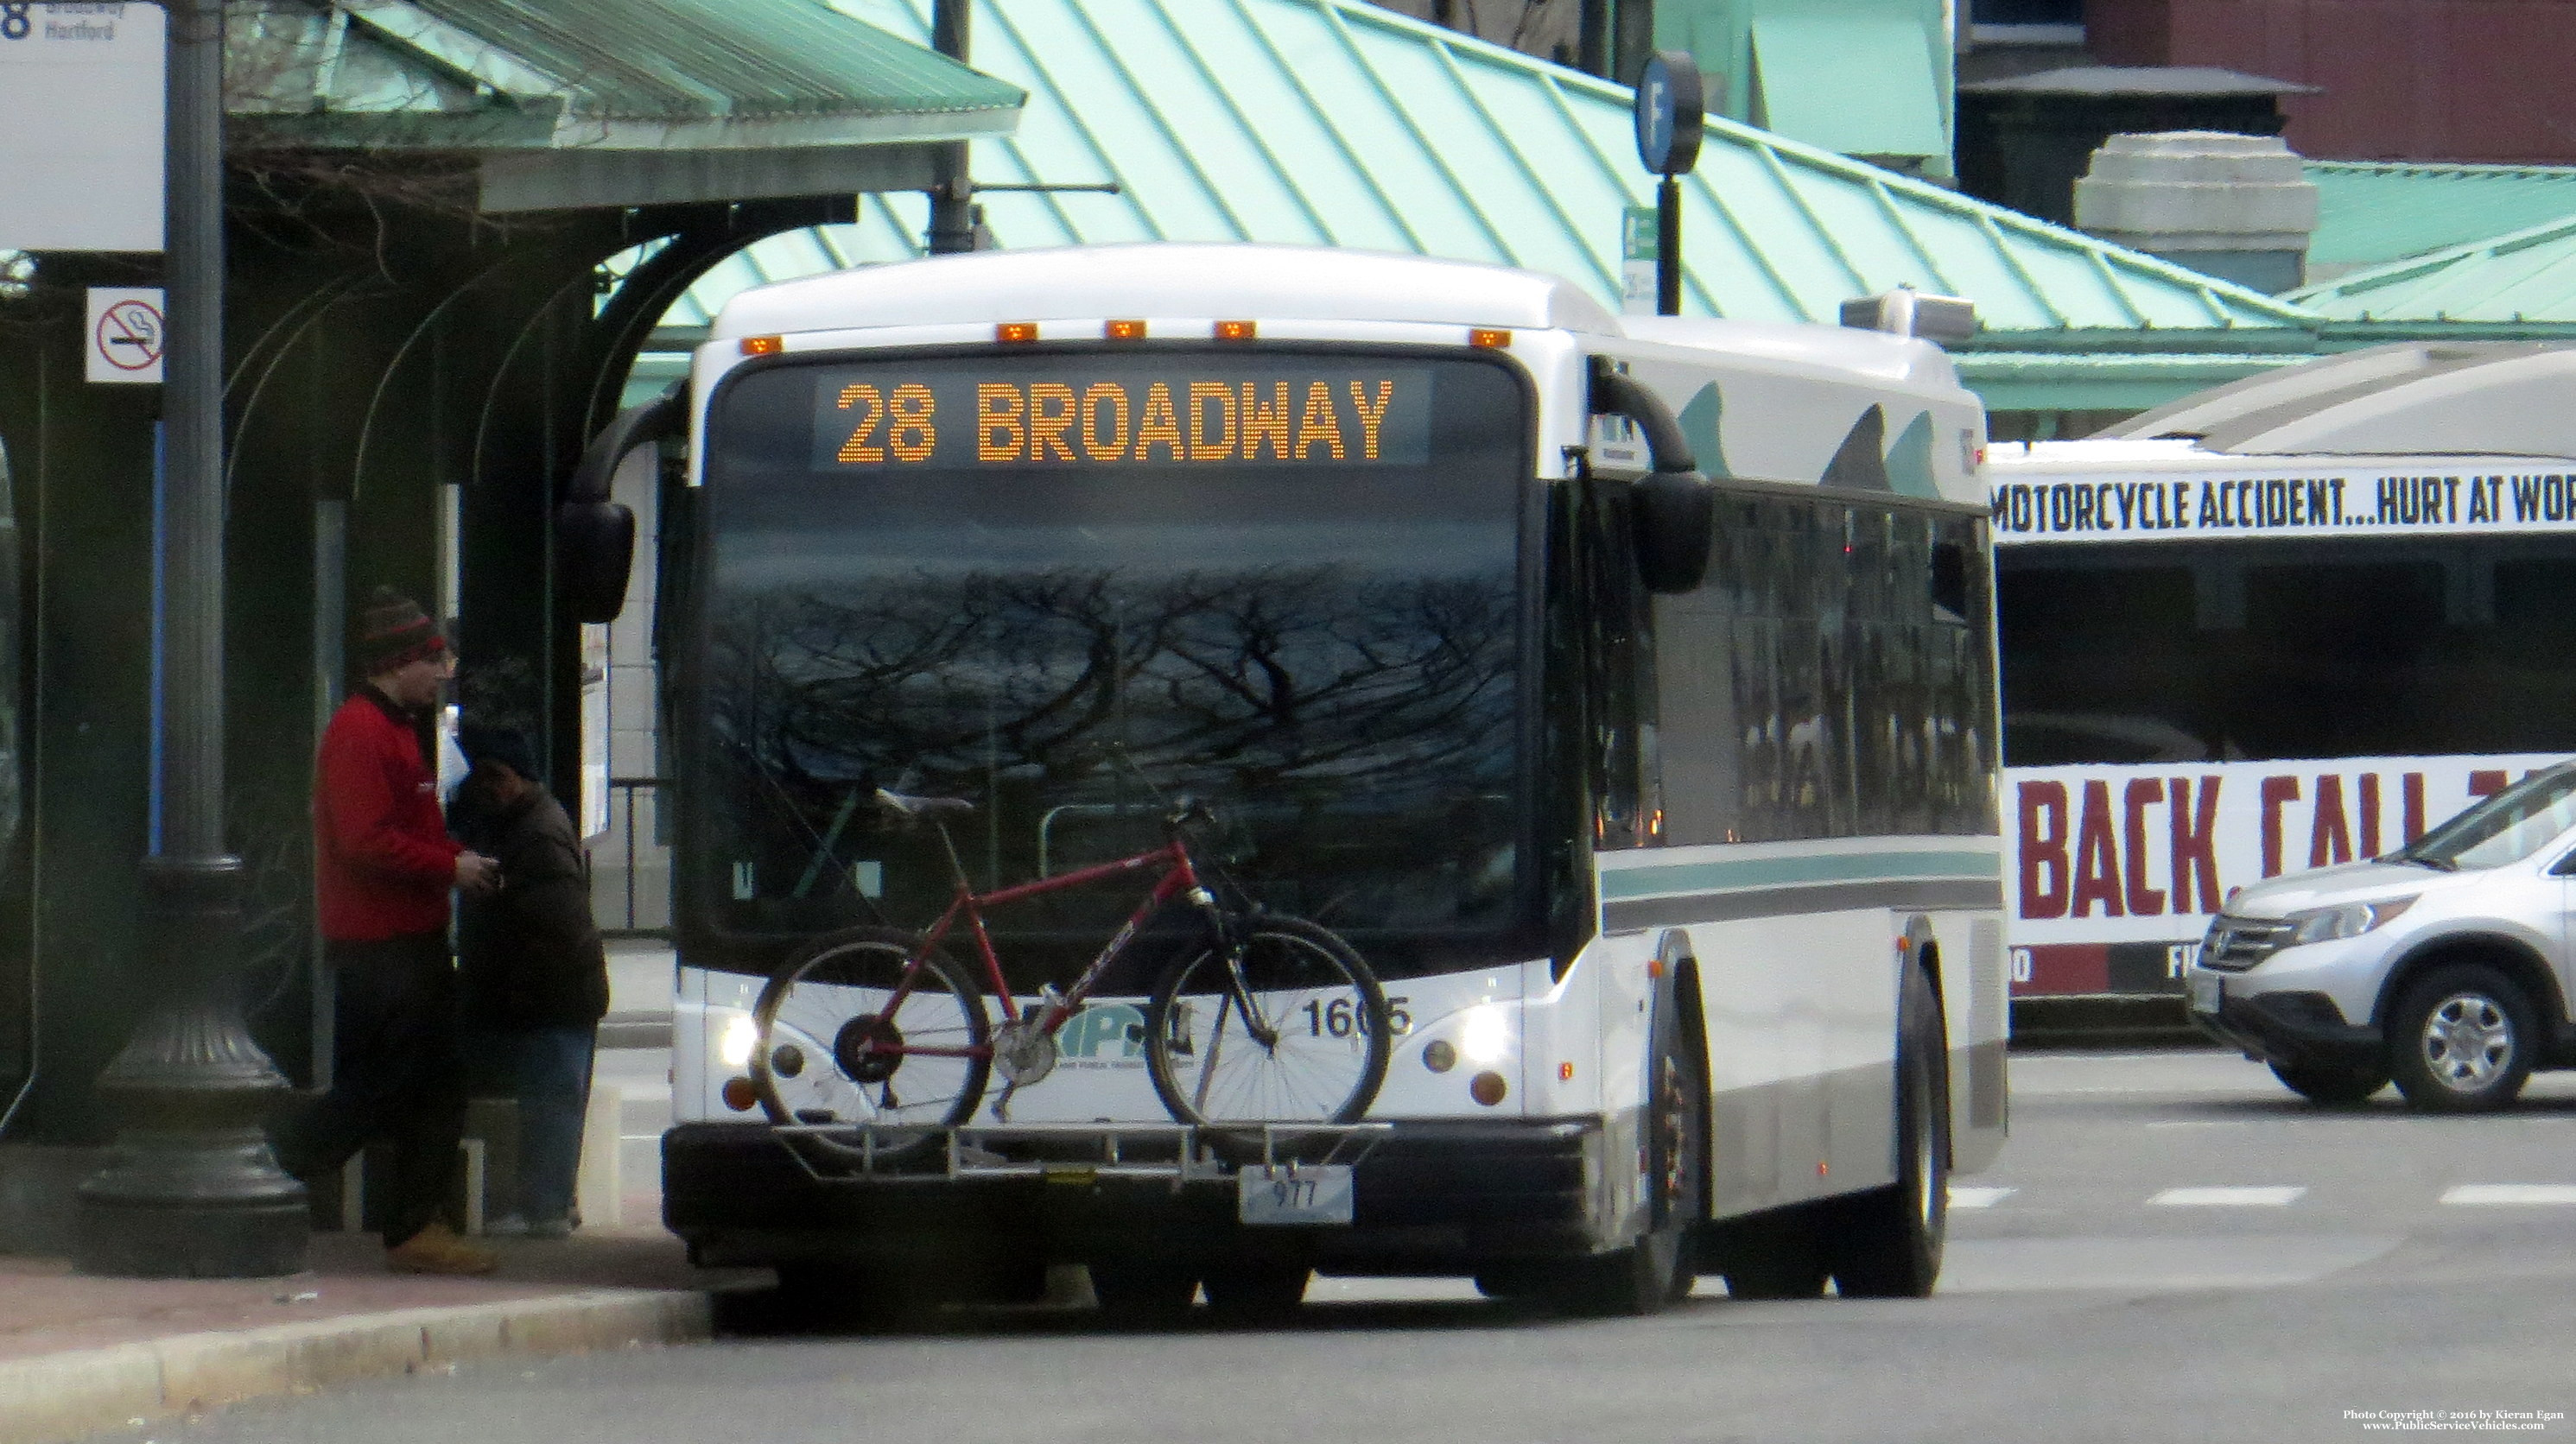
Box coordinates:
[269,930,466,1249]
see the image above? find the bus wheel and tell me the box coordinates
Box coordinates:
[1201,1256,1311,1323]
[1539,1001,1705,1316]
[1087,1258,1199,1326]
[1715,1210,1830,1300]
[2269,1061,2389,1106]
[1828,963,1950,1299]
[771,1262,943,1331]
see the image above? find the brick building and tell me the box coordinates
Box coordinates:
[2086,0,2576,162]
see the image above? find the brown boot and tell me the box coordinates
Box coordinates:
[387,1221,500,1276]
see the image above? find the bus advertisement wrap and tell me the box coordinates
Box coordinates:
[1992,466,2576,543]
[2005,752,2569,994]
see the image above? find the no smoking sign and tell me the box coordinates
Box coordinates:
[86,286,165,383]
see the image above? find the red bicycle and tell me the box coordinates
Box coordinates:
[749,790,1389,1159]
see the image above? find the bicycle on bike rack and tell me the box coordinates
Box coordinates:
[749,789,1390,1164]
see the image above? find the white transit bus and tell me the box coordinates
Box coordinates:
[1993,343,2576,1000]
[589,244,2008,1318]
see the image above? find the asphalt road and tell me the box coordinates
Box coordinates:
[81,1050,2576,1444]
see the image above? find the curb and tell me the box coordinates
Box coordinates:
[0,1289,713,1444]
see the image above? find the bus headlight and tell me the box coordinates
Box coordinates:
[718,1013,758,1069]
[1458,1004,1512,1066]
[2287,897,2415,947]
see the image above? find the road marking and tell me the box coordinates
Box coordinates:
[1947,1186,2014,1209]
[2149,1186,2306,1207]
[2441,1184,2576,1206]
[2145,1120,2249,1129]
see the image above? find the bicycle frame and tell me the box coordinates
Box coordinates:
[871,828,1214,1060]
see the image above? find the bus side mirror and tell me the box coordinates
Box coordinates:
[1634,468,1713,594]
[557,499,637,624]
[1590,360,1712,595]
[559,389,682,624]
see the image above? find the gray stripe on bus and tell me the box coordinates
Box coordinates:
[1603,878,2005,929]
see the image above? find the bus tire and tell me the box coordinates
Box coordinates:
[1715,1209,1830,1300]
[1200,1256,1311,1322]
[1087,1257,1199,1325]
[1538,991,1705,1317]
[2269,1061,2389,1106]
[772,1261,942,1331]
[1827,962,1950,1299]
[2388,964,2538,1113]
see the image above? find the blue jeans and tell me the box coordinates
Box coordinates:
[495,1027,597,1222]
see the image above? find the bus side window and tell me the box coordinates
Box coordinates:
[1584,482,1651,850]
[1934,516,1999,833]
[1931,537,1971,624]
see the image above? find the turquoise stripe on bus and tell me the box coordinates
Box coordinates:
[1597,849,2002,901]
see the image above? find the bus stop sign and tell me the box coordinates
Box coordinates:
[1633,52,1704,178]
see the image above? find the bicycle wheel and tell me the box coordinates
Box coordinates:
[1144,914,1388,1144]
[752,926,990,1162]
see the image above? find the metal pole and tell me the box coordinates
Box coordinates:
[925,0,977,256]
[76,0,309,1278]
[1656,176,1682,317]
[1578,0,1610,79]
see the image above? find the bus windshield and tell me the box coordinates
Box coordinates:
[1998,535,2576,766]
[688,348,1532,977]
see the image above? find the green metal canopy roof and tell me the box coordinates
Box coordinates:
[637,0,2314,378]
[228,0,1025,209]
[2287,212,2576,335]
[2306,161,2576,278]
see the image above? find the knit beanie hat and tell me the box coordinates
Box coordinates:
[355,586,447,675]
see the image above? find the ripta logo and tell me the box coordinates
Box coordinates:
[1056,1003,1147,1065]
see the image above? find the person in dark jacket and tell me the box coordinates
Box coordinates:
[450,724,609,1238]
[273,587,500,1276]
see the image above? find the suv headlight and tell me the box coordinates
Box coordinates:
[2287,896,2415,947]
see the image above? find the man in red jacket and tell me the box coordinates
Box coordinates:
[272,587,501,1275]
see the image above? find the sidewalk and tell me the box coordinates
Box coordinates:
[0,1228,757,1444]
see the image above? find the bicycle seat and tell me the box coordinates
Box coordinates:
[874,788,976,823]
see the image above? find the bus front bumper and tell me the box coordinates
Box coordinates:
[663,1118,1606,1274]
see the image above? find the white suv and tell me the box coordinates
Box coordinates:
[2186,763,2576,1111]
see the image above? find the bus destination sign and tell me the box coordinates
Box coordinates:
[809,358,1433,474]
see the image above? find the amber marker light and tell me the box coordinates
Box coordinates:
[1558,1061,1576,1082]
[720,1077,760,1112]
[1214,320,1257,340]
[995,321,1039,344]
[739,335,784,357]
[1469,1071,1509,1106]
[1469,328,1512,349]
[1105,319,1147,340]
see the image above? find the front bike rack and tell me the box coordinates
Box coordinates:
[768,1119,1391,1191]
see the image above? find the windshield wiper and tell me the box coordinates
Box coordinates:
[2389,847,2457,871]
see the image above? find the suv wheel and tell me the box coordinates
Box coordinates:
[2387,964,2537,1113]
[2268,1061,2389,1106]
